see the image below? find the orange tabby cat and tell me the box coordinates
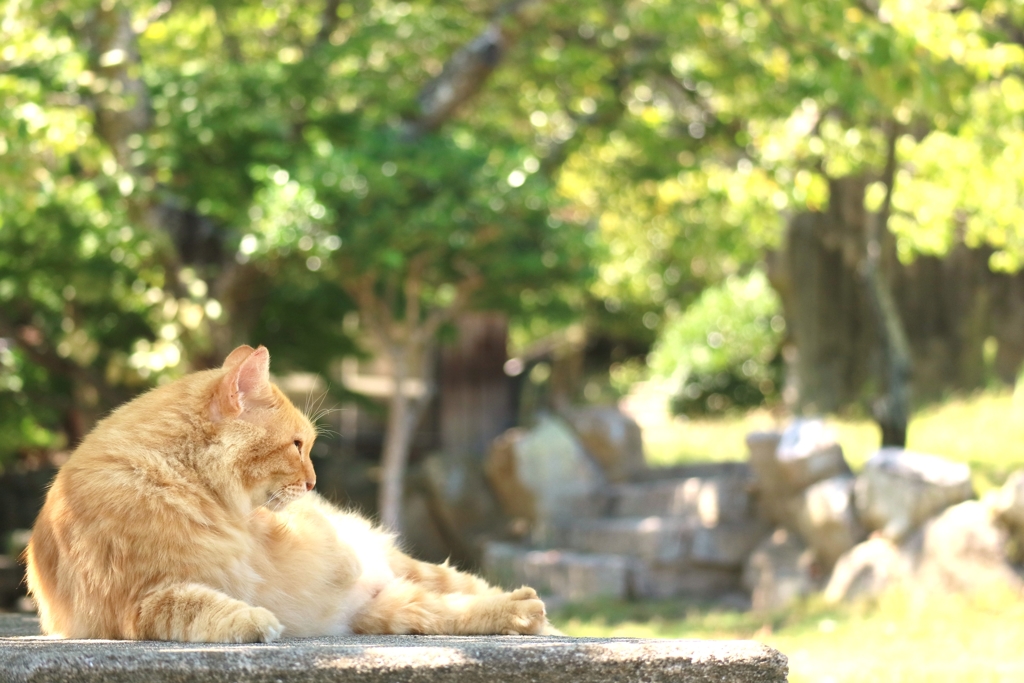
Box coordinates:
[26,344,547,642]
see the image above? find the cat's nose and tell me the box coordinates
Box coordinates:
[305,478,315,491]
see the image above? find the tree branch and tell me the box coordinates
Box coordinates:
[0,317,126,409]
[350,272,394,347]
[402,0,547,139]
[541,78,629,176]
[316,0,343,46]
[419,269,483,344]
[403,254,428,340]
[382,272,399,336]
[213,3,244,64]
[88,2,151,171]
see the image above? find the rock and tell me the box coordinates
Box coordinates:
[747,422,850,531]
[562,406,647,483]
[399,489,455,564]
[484,416,605,546]
[484,429,537,523]
[691,521,772,569]
[918,500,1022,594]
[482,542,630,602]
[746,431,798,528]
[743,528,819,613]
[774,419,851,492]
[0,613,791,683]
[823,537,913,604]
[746,432,783,490]
[992,469,1024,562]
[794,475,867,568]
[854,448,974,540]
[609,473,754,525]
[994,470,1024,523]
[828,500,1024,603]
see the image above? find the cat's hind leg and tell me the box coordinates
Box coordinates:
[388,549,501,595]
[131,582,283,643]
[350,579,545,635]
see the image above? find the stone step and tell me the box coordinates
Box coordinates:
[631,562,744,600]
[482,542,631,602]
[566,516,770,569]
[608,474,754,524]
[632,461,751,482]
[483,535,763,601]
[0,614,789,683]
[567,517,693,563]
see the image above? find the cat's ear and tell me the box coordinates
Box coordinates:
[211,346,272,421]
[222,345,256,371]
[235,346,270,397]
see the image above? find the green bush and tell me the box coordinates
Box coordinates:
[649,270,784,415]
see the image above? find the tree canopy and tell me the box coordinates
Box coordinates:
[4,0,1024,464]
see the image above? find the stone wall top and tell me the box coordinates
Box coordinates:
[0,615,787,683]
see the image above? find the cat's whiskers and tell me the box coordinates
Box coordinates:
[251,490,284,518]
[315,425,339,439]
[257,483,311,514]
[309,407,336,424]
[304,385,328,422]
[304,391,339,441]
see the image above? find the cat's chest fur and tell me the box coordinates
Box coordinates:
[227,495,398,637]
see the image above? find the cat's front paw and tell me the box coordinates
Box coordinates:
[500,586,546,635]
[220,605,284,643]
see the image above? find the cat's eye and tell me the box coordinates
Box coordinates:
[293,439,303,453]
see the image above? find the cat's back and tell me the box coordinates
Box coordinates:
[26,369,237,637]
[43,371,223,526]
[74,368,218,462]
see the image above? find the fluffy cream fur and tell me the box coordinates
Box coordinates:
[26,345,547,642]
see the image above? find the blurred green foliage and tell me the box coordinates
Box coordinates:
[4,0,1024,460]
[649,270,784,415]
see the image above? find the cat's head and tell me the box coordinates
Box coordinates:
[211,345,318,510]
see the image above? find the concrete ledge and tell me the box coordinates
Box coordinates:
[0,614,788,683]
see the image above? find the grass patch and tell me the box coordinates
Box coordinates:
[644,389,1024,489]
[907,390,1024,492]
[644,409,881,469]
[551,589,1024,683]
[643,409,781,467]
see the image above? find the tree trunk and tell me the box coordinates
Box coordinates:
[862,123,911,447]
[766,177,876,414]
[88,2,151,173]
[767,180,1024,420]
[863,249,912,445]
[378,347,412,530]
[377,340,435,531]
[395,313,516,563]
[438,313,515,461]
[369,2,545,528]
